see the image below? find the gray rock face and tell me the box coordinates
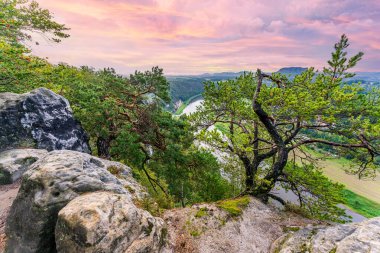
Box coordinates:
[273,217,380,253]
[5,150,146,253]
[0,88,90,153]
[56,192,165,253]
[0,149,48,185]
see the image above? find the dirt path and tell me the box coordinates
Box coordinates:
[0,181,20,252]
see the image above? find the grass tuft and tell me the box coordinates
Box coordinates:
[194,207,208,218]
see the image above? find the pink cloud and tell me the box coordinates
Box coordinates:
[31,0,380,74]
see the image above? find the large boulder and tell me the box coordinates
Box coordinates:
[0,149,48,185]
[55,192,165,253]
[5,150,146,253]
[273,217,380,253]
[0,88,90,153]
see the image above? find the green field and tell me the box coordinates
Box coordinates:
[342,189,380,218]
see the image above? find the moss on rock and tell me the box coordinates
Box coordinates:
[217,196,250,217]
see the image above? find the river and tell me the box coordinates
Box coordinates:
[181,99,204,115]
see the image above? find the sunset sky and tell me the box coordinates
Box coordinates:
[32,0,380,75]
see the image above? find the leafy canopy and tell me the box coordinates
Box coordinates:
[0,0,69,92]
[0,0,69,44]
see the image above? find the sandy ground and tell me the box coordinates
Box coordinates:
[0,181,20,252]
[319,159,380,203]
[294,149,380,204]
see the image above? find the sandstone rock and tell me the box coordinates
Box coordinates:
[0,181,21,253]
[5,150,146,253]
[273,217,380,253]
[0,149,47,185]
[162,197,321,253]
[55,192,165,253]
[0,88,90,153]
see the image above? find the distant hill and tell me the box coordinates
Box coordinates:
[277,67,307,75]
[167,68,380,109]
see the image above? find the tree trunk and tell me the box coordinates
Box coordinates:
[245,148,289,202]
[256,148,289,201]
[244,161,260,194]
[97,136,112,159]
[265,148,288,184]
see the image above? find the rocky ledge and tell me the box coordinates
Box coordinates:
[2,149,163,253]
[161,200,380,253]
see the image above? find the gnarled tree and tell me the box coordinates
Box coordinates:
[192,35,380,221]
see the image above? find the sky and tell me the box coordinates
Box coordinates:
[32,0,380,75]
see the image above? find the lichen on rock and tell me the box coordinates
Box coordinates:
[0,88,90,153]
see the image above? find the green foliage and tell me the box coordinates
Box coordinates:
[0,0,70,44]
[134,195,163,217]
[217,196,250,217]
[132,167,173,210]
[341,189,380,218]
[0,39,52,92]
[324,34,363,80]
[282,163,347,222]
[0,0,68,92]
